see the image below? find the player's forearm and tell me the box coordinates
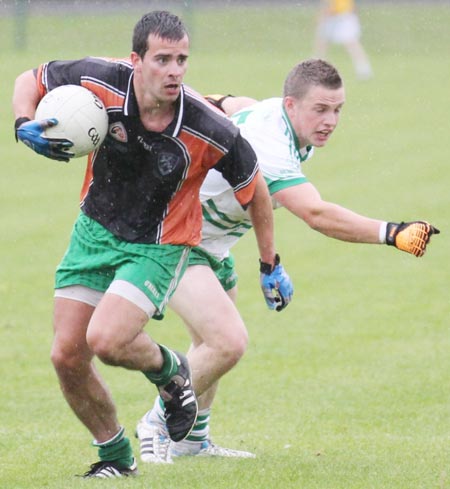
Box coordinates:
[13,70,40,119]
[222,96,257,116]
[248,174,277,265]
[274,184,384,244]
[304,202,383,243]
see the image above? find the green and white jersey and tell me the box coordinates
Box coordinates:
[200,97,313,260]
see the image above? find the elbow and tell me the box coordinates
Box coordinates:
[302,210,323,232]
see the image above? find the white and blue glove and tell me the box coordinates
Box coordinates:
[15,117,74,162]
[260,254,294,312]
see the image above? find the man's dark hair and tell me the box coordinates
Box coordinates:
[132,10,189,58]
[283,59,343,99]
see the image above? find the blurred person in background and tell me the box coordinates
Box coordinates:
[314,0,373,80]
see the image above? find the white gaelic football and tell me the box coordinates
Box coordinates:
[35,85,108,158]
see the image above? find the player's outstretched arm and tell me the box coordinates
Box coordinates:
[273,182,440,257]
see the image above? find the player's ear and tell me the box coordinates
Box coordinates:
[283,96,296,118]
[130,52,142,72]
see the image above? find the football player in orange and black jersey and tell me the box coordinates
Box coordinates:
[13,10,293,478]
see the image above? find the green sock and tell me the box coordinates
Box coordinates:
[93,427,134,469]
[142,344,179,386]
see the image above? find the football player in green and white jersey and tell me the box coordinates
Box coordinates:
[200,96,313,262]
[136,58,439,463]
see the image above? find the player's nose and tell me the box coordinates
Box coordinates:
[324,111,339,127]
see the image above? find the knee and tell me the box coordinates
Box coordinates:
[85,329,121,366]
[217,326,248,368]
[230,329,248,363]
[51,338,90,379]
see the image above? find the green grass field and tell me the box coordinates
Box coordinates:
[1,3,449,488]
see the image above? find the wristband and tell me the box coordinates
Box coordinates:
[259,253,280,274]
[14,116,31,142]
[378,221,388,244]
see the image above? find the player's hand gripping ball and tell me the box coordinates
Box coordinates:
[16,85,109,161]
[15,118,74,162]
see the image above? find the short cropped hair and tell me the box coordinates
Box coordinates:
[132,10,189,58]
[283,59,343,99]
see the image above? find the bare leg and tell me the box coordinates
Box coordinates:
[344,39,373,79]
[86,293,163,372]
[52,293,165,444]
[184,283,238,410]
[51,298,121,443]
[169,266,247,400]
[88,291,197,446]
[136,268,250,461]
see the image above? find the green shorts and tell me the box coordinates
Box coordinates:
[188,247,238,291]
[55,212,190,318]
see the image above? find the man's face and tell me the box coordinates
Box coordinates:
[284,84,346,147]
[132,33,189,104]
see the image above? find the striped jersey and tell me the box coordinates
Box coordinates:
[35,57,259,245]
[200,97,313,260]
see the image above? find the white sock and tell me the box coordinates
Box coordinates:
[144,396,165,425]
[189,408,210,441]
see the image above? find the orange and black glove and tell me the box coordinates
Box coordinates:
[386,221,440,257]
